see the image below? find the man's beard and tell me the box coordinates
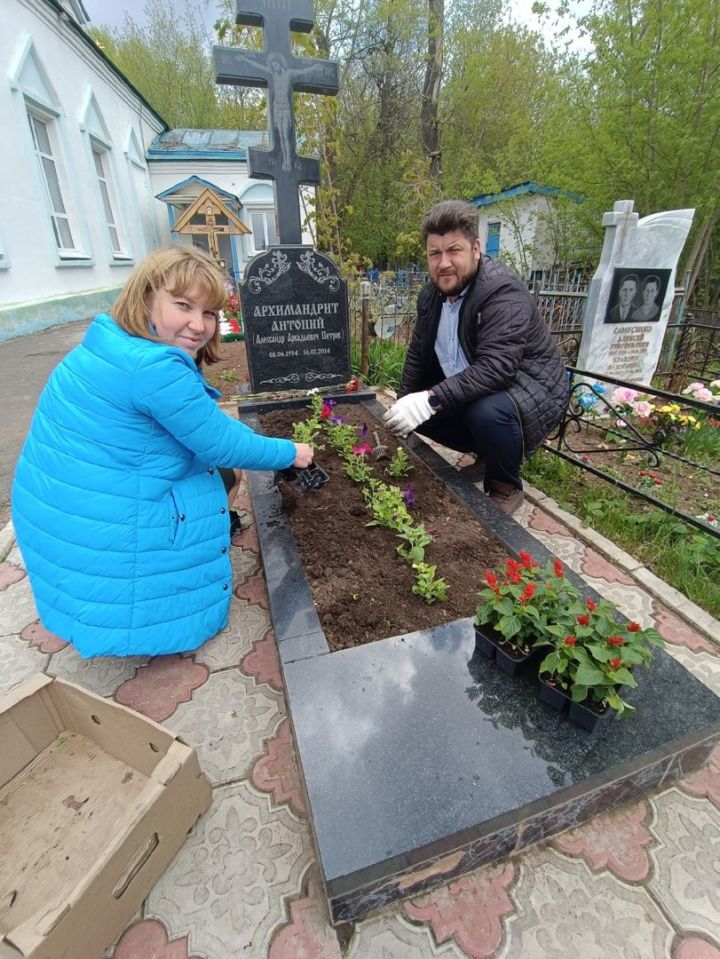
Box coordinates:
[434,267,476,298]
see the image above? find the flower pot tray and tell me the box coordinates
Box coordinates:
[239,392,720,926]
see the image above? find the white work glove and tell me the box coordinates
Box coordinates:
[383,391,435,436]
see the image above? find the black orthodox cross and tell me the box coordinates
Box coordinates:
[214,0,339,244]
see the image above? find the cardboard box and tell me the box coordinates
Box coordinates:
[0,674,212,959]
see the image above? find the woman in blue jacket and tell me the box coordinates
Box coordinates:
[12,247,313,658]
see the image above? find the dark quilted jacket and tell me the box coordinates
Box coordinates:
[399,257,569,454]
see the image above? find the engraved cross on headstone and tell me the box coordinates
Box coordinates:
[214,0,339,244]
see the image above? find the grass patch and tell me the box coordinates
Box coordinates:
[523,449,720,618]
[351,338,408,391]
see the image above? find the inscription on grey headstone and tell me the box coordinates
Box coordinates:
[214,0,339,244]
[241,247,350,392]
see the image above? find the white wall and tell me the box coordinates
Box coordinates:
[0,0,165,339]
[476,194,558,277]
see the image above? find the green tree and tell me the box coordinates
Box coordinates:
[545,0,720,293]
[91,0,264,129]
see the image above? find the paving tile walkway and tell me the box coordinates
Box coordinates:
[2,456,719,958]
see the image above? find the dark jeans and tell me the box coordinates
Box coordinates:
[416,392,523,490]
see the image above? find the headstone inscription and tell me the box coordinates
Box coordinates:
[576,200,694,385]
[241,246,349,392]
[213,0,339,245]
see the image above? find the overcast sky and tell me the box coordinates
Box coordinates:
[83,0,586,42]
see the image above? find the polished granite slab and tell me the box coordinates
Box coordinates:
[283,618,720,921]
[239,395,720,923]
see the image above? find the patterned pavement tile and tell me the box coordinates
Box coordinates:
[0,635,49,695]
[193,600,272,672]
[241,626,283,691]
[526,507,574,538]
[0,576,38,636]
[234,571,270,609]
[403,862,515,959]
[526,532,586,569]
[146,780,312,959]
[499,847,674,958]
[115,655,209,722]
[648,789,720,940]
[251,718,306,817]
[654,605,719,656]
[113,920,204,959]
[0,522,15,561]
[233,522,260,555]
[47,644,149,697]
[348,912,469,957]
[585,580,655,625]
[4,545,25,567]
[163,668,285,785]
[0,561,25,589]
[663,645,720,696]
[551,800,654,882]
[267,866,341,959]
[678,745,720,807]
[579,548,636,585]
[20,620,68,653]
[232,541,262,579]
[674,937,720,959]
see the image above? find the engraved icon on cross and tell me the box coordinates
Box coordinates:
[214,0,340,245]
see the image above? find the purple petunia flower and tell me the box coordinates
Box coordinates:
[402,484,416,507]
[358,422,369,438]
[330,415,345,425]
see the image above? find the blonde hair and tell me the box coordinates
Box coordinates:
[112,246,228,365]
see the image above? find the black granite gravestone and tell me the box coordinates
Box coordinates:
[214,0,339,244]
[240,246,349,392]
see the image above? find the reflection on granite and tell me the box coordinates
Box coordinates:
[284,618,720,920]
[248,396,720,925]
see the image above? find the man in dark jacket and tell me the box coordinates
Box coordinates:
[384,200,569,514]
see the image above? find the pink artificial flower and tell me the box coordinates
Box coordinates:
[632,401,654,418]
[610,387,640,406]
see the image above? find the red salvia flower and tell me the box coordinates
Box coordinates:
[608,636,625,646]
[553,559,564,578]
[609,657,622,670]
[586,598,597,611]
[519,582,537,603]
[519,551,534,569]
[576,614,590,626]
[484,571,499,591]
[627,622,641,632]
[564,635,577,646]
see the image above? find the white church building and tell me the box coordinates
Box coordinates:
[1,0,291,341]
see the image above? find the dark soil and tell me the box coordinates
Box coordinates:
[204,339,250,399]
[259,403,510,651]
[560,422,719,519]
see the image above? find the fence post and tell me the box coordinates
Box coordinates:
[360,280,371,377]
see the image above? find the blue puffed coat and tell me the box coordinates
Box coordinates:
[12,314,296,658]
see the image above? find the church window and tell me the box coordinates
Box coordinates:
[91,144,124,255]
[27,110,74,251]
[248,209,277,253]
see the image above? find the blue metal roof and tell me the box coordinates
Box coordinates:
[155,176,240,204]
[468,181,583,207]
[146,129,268,161]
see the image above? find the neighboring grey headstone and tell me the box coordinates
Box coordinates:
[240,247,349,392]
[577,201,694,384]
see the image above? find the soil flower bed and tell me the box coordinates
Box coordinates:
[259,402,510,651]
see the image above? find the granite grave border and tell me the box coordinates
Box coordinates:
[238,392,720,924]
